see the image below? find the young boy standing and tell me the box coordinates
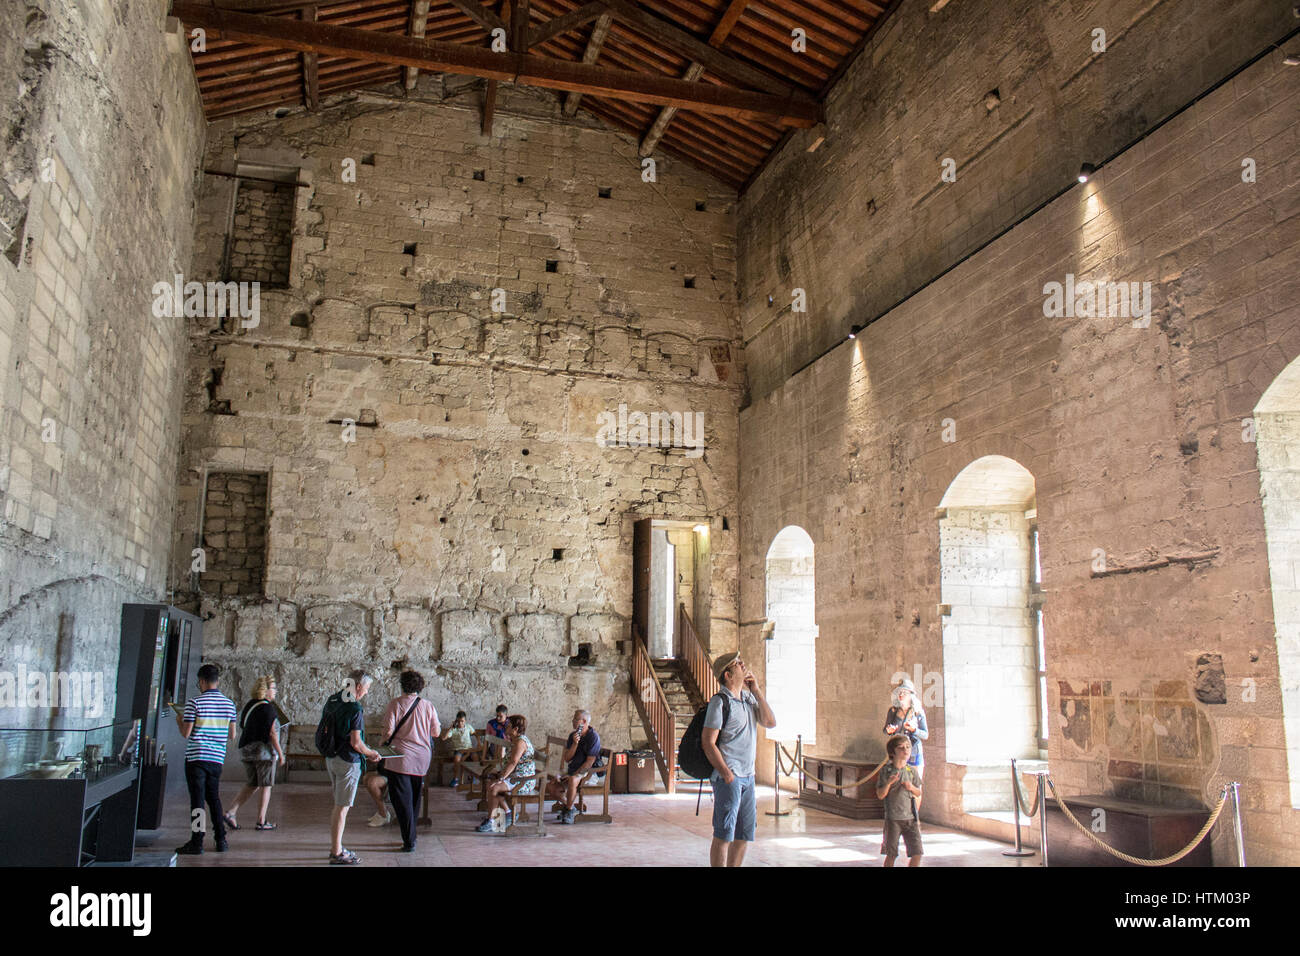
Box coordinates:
[876,735,923,867]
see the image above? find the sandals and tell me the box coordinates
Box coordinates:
[256,821,278,830]
[223,813,240,830]
[329,848,360,865]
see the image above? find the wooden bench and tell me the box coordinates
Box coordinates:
[546,735,613,824]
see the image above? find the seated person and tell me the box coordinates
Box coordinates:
[475,715,535,833]
[441,710,475,787]
[550,708,604,824]
[486,703,509,740]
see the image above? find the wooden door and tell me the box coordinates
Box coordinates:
[632,517,652,644]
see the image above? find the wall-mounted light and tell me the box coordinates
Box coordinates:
[1077,163,1097,183]
[848,324,862,340]
[1284,52,1300,66]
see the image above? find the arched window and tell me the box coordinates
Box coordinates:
[765,526,817,743]
[939,456,1044,774]
[1253,364,1300,808]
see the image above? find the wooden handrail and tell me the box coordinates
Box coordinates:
[630,627,676,793]
[677,603,719,704]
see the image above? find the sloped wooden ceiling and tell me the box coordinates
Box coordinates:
[174,1,898,190]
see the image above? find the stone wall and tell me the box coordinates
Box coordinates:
[738,0,1297,399]
[172,84,743,748]
[0,1,204,725]
[200,471,269,597]
[737,25,1300,864]
[228,179,294,287]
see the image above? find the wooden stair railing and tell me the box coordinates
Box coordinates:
[677,603,719,706]
[630,625,676,793]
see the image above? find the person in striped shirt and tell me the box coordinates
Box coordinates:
[174,663,238,855]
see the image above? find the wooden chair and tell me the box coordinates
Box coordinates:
[546,735,614,824]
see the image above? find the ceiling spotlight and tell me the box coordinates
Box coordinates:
[1077,162,1097,183]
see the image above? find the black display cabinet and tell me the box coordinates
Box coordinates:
[0,604,202,866]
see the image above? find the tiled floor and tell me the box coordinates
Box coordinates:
[146,779,1037,867]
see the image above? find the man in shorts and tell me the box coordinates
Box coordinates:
[322,670,384,865]
[701,652,777,867]
[877,735,923,867]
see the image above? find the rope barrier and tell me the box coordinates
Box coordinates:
[1011,767,1041,818]
[1045,776,1229,866]
[780,745,889,790]
[774,745,799,777]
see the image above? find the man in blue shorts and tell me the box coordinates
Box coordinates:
[701,652,777,867]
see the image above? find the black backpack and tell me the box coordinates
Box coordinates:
[314,694,346,758]
[677,693,731,780]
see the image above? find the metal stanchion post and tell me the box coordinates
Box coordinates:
[1002,758,1035,858]
[1231,781,1246,867]
[1037,773,1049,867]
[766,740,790,817]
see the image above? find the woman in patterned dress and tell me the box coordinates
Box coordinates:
[475,714,536,832]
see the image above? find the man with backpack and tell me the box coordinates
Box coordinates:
[316,670,385,865]
[701,652,776,867]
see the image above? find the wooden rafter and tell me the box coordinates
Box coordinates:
[301,4,319,110]
[562,11,612,116]
[597,0,790,96]
[482,75,498,134]
[172,3,822,126]
[529,2,606,49]
[444,0,505,34]
[511,0,529,53]
[404,0,431,90]
[638,0,748,157]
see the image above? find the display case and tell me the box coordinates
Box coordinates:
[0,719,142,866]
[0,720,139,785]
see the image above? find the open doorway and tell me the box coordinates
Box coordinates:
[633,517,712,659]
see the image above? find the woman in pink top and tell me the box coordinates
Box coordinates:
[379,670,440,852]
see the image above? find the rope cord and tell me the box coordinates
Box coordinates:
[774,745,799,777]
[1011,768,1042,818]
[1045,777,1228,866]
[778,745,889,790]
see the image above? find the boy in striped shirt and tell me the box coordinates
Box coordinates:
[174,663,238,855]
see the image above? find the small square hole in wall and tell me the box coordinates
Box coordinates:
[403,242,418,255]
[598,186,612,198]
[545,259,558,273]
[695,200,707,212]
[568,643,593,667]
[516,176,525,184]
[360,154,375,166]
[473,169,485,181]
[552,548,564,561]
[684,275,696,289]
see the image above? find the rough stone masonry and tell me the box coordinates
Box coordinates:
[738,0,1300,865]
[174,81,743,747]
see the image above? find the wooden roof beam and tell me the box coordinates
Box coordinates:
[171,3,822,126]
[562,12,612,116]
[444,0,505,34]
[404,0,432,90]
[638,0,748,157]
[597,0,790,96]
[529,2,606,49]
[301,4,319,110]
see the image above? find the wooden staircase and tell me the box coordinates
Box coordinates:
[653,658,704,785]
[630,604,720,794]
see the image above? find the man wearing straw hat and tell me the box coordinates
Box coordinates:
[701,652,777,867]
